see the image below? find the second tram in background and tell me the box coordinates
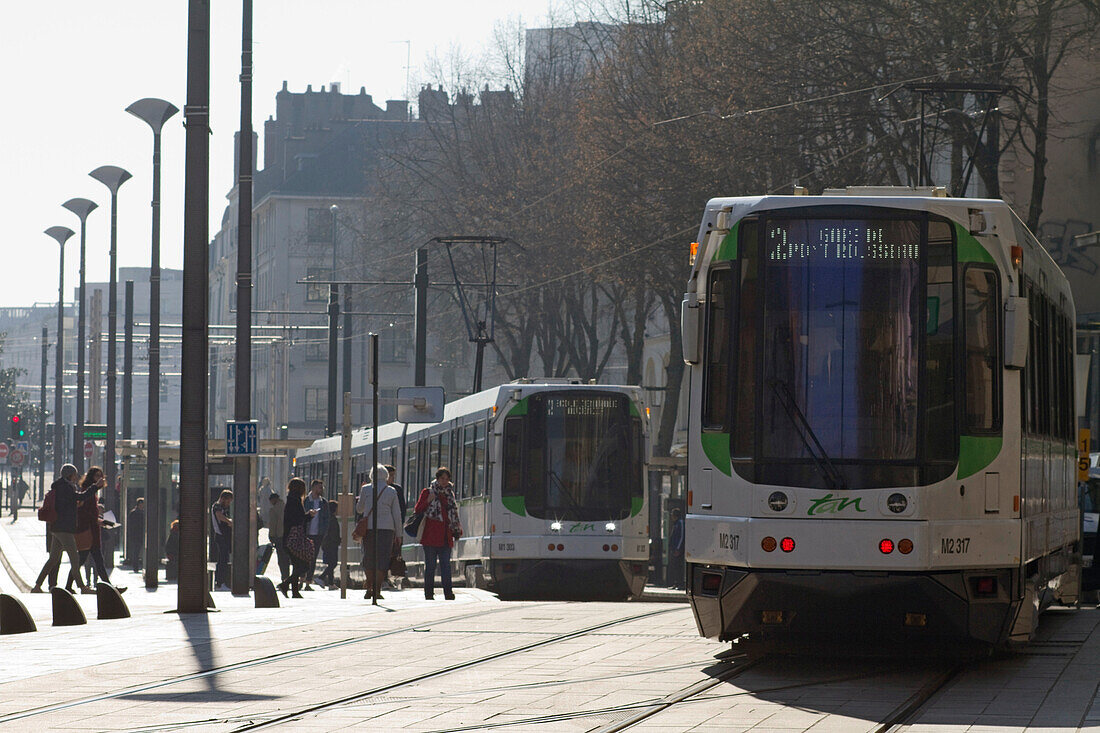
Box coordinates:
[682,187,1081,651]
[295,380,651,599]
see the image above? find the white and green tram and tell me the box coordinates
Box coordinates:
[294,380,651,599]
[681,188,1081,649]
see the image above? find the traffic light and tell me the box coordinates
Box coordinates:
[10,414,24,439]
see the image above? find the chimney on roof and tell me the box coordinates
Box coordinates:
[331,82,341,94]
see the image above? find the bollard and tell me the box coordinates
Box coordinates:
[253,576,280,608]
[51,587,87,626]
[205,590,216,609]
[0,594,37,634]
[96,583,131,620]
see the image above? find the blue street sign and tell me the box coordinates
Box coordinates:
[226,420,259,456]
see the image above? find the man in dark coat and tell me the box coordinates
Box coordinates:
[127,498,145,572]
[31,464,92,593]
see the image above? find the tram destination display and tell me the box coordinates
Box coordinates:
[767,218,920,262]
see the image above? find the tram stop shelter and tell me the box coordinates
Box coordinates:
[115,438,314,584]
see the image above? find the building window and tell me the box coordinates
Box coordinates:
[305,340,326,362]
[306,267,330,303]
[380,388,398,424]
[304,387,327,423]
[306,208,333,243]
[380,328,409,363]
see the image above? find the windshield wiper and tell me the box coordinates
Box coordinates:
[767,378,847,490]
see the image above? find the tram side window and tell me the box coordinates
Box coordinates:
[703,266,732,431]
[475,420,488,497]
[406,440,418,496]
[963,267,1000,432]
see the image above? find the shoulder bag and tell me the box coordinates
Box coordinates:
[38,489,57,523]
[285,524,315,562]
[403,511,425,541]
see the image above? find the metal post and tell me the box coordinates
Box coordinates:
[90,165,131,509]
[178,0,210,612]
[342,311,352,406]
[339,391,351,600]
[371,332,379,606]
[89,290,102,424]
[39,327,47,500]
[414,248,427,387]
[61,199,97,470]
[918,91,926,187]
[45,226,74,477]
[327,283,339,435]
[232,0,254,597]
[123,280,134,439]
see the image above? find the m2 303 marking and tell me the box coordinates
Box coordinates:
[807,494,867,516]
[497,542,515,551]
[941,537,971,554]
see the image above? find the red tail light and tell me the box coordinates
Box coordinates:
[780,537,795,553]
[975,577,997,595]
[701,573,722,593]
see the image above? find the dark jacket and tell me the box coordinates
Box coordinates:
[51,477,92,534]
[321,516,341,554]
[75,488,102,547]
[302,493,329,536]
[284,494,307,534]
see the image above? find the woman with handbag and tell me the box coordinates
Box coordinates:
[65,467,116,594]
[413,467,463,600]
[354,466,403,600]
[279,477,313,598]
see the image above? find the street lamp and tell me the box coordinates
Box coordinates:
[127,97,178,591]
[61,197,97,470]
[45,226,74,476]
[90,165,132,509]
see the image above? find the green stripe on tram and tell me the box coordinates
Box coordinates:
[630,495,644,517]
[700,433,732,476]
[955,223,995,264]
[508,398,528,416]
[713,222,740,261]
[958,435,1002,479]
[501,495,527,516]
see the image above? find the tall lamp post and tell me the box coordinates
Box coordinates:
[90,165,132,510]
[45,226,74,476]
[127,97,178,590]
[61,197,97,470]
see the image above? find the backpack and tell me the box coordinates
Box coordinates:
[38,488,57,523]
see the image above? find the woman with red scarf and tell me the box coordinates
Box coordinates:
[413,467,463,600]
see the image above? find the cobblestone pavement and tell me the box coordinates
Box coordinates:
[2,514,1099,732]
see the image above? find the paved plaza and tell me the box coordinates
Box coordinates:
[2,514,1099,732]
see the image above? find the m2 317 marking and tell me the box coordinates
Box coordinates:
[807,494,866,516]
[719,533,739,551]
[940,537,970,555]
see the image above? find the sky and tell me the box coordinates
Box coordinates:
[0,1,568,308]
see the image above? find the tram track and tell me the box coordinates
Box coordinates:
[227,606,682,731]
[0,604,534,725]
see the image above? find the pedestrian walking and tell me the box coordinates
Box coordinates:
[126,498,145,572]
[383,464,405,590]
[413,467,463,601]
[31,464,93,593]
[210,490,233,591]
[65,467,116,593]
[165,519,180,581]
[7,478,21,522]
[667,508,685,590]
[302,480,328,590]
[278,477,313,598]
[318,499,340,588]
[266,492,289,582]
[355,466,402,600]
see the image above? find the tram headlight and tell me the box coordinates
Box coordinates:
[767,492,788,512]
[550,522,562,532]
[605,522,616,533]
[887,493,908,513]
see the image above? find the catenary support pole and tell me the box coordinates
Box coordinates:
[340,391,351,600]
[177,0,211,613]
[123,281,134,440]
[327,283,340,435]
[39,327,47,501]
[232,0,254,597]
[413,248,427,387]
[371,332,379,606]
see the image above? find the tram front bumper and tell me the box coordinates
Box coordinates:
[688,564,1017,647]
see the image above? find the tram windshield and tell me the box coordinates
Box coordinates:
[722,211,959,489]
[502,392,643,520]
